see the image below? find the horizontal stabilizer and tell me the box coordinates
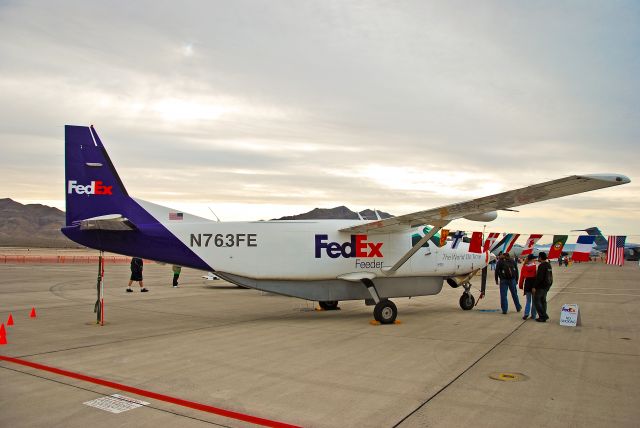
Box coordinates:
[79,214,136,231]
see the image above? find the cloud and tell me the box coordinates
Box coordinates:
[0,1,638,236]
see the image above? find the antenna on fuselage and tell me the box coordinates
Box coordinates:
[357,211,364,220]
[208,207,221,222]
[374,209,381,220]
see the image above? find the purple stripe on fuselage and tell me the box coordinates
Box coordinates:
[61,221,212,271]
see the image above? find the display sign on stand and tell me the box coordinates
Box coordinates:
[560,304,581,327]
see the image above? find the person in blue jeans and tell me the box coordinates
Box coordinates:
[494,252,522,314]
[518,254,537,320]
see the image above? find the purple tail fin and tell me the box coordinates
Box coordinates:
[65,125,132,225]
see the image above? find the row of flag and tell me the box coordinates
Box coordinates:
[437,229,627,266]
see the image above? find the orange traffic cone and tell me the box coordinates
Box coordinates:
[7,313,14,326]
[0,323,6,345]
[29,307,37,318]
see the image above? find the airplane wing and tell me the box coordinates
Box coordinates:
[340,174,630,234]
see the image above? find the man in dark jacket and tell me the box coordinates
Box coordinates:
[533,252,552,322]
[495,252,522,314]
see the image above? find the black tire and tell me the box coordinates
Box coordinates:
[373,300,397,324]
[459,292,475,310]
[319,301,339,310]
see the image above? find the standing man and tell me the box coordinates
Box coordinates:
[127,257,148,292]
[495,252,522,314]
[172,265,182,288]
[533,252,553,322]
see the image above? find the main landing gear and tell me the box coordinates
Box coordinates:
[373,299,397,324]
[361,278,398,324]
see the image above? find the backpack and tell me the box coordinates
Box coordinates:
[500,261,514,280]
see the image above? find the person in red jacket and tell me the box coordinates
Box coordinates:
[518,254,537,320]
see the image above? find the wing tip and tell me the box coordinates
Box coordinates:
[579,173,631,185]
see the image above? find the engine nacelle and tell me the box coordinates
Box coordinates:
[463,211,498,222]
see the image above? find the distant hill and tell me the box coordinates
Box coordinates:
[0,198,78,247]
[0,199,393,248]
[275,205,393,220]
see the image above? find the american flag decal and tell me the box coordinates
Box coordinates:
[169,212,184,221]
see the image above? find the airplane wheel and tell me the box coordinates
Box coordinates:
[459,292,475,310]
[373,300,397,324]
[319,301,339,310]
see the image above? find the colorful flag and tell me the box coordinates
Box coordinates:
[450,230,465,249]
[547,235,568,259]
[422,226,441,246]
[521,234,543,256]
[169,212,184,221]
[490,234,509,252]
[483,232,500,252]
[606,236,626,266]
[571,235,595,262]
[469,232,483,253]
[439,229,450,247]
[502,233,520,253]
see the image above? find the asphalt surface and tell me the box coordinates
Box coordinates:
[1,260,639,427]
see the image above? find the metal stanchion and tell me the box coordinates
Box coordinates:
[94,251,105,325]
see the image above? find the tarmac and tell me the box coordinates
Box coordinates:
[1,258,639,427]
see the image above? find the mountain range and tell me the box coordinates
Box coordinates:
[0,198,392,247]
[0,198,75,247]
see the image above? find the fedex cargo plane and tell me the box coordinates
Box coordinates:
[61,125,631,323]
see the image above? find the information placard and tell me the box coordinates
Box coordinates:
[559,304,581,327]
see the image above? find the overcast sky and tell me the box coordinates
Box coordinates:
[1,1,638,239]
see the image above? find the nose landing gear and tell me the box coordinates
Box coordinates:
[458,281,475,310]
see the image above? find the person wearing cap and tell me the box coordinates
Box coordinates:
[518,254,537,320]
[495,252,522,314]
[533,251,553,322]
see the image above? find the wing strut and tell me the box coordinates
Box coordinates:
[381,221,449,275]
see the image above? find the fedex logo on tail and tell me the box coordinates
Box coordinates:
[315,234,383,258]
[67,180,113,195]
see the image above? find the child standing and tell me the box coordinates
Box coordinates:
[518,254,537,320]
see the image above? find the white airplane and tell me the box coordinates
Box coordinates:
[61,125,631,323]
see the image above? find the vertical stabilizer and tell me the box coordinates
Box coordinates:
[65,125,130,225]
[582,227,609,248]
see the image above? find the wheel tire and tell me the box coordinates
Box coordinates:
[319,301,339,310]
[459,292,475,310]
[373,300,397,324]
